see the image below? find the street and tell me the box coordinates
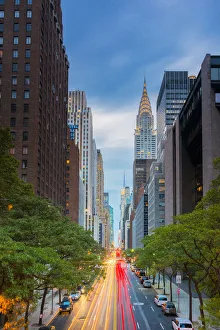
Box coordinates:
[48,257,175,330]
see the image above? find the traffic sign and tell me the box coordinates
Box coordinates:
[176,275,181,284]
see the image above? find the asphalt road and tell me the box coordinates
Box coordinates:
[48,258,175,330]
[125,262,175,330]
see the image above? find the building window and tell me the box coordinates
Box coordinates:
[13,36,19,45]
[22,174,27,182]
[26,23,31,32]
[27,0,32,4]
[12,63,18,72]
[13,50,18,58]
[22,146,28,154]
[11,91,17,99]
[25,63,30,72]
[23,132,28,141]
[24,103,29,112]
[0,63,2,72]
[24,90,30,99]
[12,76,17,85]
[26,10,32,18]
[10,147,15,155]
[23,118,29,127]
[0,37,3,45]
[0,23,4,32]
[13,23,19,32]
[24,76,30,85]
[26,36,31,45]
[14,10,19,18]
[11,131,16,140]
[0,0,5,5]
[22,160,27,169]
[66,210,69,215]
[10,118,16,127]
[211,67,220,81]
[25,49,31,58]
[0,11,4,18]
[15,0,20,4]
[11,104,16,112]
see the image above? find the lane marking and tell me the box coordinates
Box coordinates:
[133,302,144,305]
[145,296,148,299]
[130,295,132,298]
[133,306,135,311]
[160,322,164,329]
[151,306,155,312]
[137,322,140,329]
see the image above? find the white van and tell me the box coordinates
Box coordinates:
[154,294,168,306]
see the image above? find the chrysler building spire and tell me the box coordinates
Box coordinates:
[139,77,152,116]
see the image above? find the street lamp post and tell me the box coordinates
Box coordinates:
[50,288,54,315]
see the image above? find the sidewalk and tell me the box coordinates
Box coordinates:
[29,290,60,329]
[152,276,203,328]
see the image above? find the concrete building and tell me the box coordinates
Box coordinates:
[132,193,148,248]
[96,149,105,247]
[65,132,79,223]
[134,78,157,160]
[68,91,93,231]
[165,54,220,224]
[119,185,131,248]
[133,159,155,209]
[148,163,165,234]
[109,205,114,246]
[125,220,131,250]
[0,0,69,207]
[157,71,194,160]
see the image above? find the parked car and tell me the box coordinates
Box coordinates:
[77,285,85,294]
[38,327,56,330]
[62,295,73,303]
[143,280,152,288]
[172,318,194,329]
[162,301,177,315]
[131,265,136,272]
[70,291,81,301]
[59,300,73,314]
[154,294,168,306]
[140,276,149,284]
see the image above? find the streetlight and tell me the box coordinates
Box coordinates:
[50,288,54,315]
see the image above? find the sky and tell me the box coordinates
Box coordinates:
[61,0,220,239]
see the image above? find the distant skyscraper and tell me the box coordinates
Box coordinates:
[109,205,114,245]
[0,0,69,207]
[119,185,131,248]
[96,149,105,246]
[68,91,93,231]
[134,79,157,160]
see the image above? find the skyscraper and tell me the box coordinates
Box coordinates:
[134,79,157,160]
[0,0,69,207]
[157,71,195,160]
[96,149,105,246]
[68,91,93,231]
[119,185,131,248]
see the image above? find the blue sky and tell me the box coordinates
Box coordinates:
[62,0,220,240]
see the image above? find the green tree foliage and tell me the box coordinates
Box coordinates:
[0,128,104,328]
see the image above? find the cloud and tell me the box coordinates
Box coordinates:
[92,101,137,149]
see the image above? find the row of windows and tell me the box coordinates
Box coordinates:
[11,76,30,85]
[0,10,32,19]
[12,49,31,58]
[11,131,29,141]
[12,36,32,45]
[10,117,29,127]
[4,63,31,72]
[10,146,28,155]
[0,22,32,33]
[11,90,30,99]
[15,0,33,4]
[11,103,29,112]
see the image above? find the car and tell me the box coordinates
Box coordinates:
[70,291,81,301]
[38,327,56,330]
[140,276,149,284]
[59,300,73,314]
[154,294,168,306]
[136,270,145,278]
[171,318,194,329]
[62,295,72,303]
[131,265,136,272]
[77,285,85,294]
[143,280,152,288]
[162,301,177,315]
